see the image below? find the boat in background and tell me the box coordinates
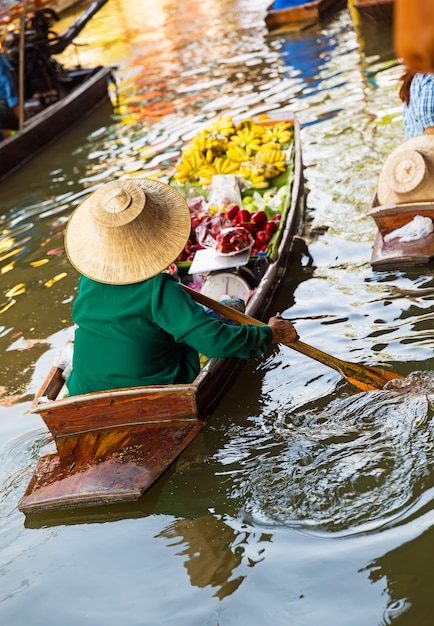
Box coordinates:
[0,0,116,179]
[367,197,434,269]
[265,0,345,32]
[18,110,306,515]
[0,0,86,22]
[348,0,394,25]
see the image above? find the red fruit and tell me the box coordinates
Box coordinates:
[255,231,271,248]
[272,213,282,222]
[264,220,278,234]
[237,209,251,224]
[251,210,267,225]
[225,204,239,220]
[191,217,202,229]
[240,221,256,235]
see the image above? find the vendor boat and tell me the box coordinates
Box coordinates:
[18,109,306,515]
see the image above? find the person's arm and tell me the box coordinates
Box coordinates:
[153,275,297,360]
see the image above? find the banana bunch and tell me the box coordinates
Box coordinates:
[196,157,240,186]
[261,121,293,146]
[173,116,294,187]
[173,149,209,184]
[235,117,266,136]
[189,131,229,162]
[203,115,236,139]
[228,127,263,156]
[254,147,287,179]
[238,162,269,189]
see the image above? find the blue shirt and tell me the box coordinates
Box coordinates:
[403,72,434,138]
[0,54,18,108]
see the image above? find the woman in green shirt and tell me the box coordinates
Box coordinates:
[64,179,298,396]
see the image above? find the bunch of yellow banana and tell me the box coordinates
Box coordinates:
[195,157,240,186]
[238,162,269,189]
[235,117,266,136]
[227,127,262,156]
[255,147,287,164]
[225,145,250,163]
[173,149,209,184]
[173,116,294,187]
[203,115,235,139]
[189,131,229,162]
[261,121,293,146]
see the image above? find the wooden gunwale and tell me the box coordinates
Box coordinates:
[19,110,305,515]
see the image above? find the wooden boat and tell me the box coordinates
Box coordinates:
[18,110,306,515]
[265,0,345,32]
[348,0,394,25]
[0,0,88,22]
[368,196,434,268]
[0,0,114,180]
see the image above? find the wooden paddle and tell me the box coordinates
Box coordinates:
[181,284,402,391]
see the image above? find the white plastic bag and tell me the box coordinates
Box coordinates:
[384,215,434,243]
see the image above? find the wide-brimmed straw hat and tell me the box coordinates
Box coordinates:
[65,179,191,284]
[377,135,434,205]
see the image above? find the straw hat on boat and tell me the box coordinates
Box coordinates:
[65,179,191,284]
[377,135,434,205]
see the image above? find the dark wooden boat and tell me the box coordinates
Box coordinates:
[0,0,115,180]
[265,0,345,32]
[18,110,306,515]
[368,196,434,268]
[349,0,394,24]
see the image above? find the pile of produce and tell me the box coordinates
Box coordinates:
[171,115,295,262]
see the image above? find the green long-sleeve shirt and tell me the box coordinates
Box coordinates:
[66,273,273,396]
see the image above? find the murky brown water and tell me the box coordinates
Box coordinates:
[1,1,433,624]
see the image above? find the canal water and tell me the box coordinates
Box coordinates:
[1,1,433,624]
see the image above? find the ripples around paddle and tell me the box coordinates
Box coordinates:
[219,372,434,535]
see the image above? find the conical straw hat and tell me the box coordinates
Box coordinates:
[65,179,191,284]
[377,135,434,205]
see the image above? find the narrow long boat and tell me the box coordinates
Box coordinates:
[18,110,306,515]
[348,0,394,24]
[0,0,114,180]
[265,0,345,32]
[367,196,434,268]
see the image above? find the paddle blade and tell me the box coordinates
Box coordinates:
[288,341,402,391]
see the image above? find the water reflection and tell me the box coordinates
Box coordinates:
[364,524,434,624]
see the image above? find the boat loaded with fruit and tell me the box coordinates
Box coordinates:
[19,109,307,515]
